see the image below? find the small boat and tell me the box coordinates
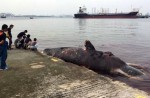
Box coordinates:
[1,15,6,18]
[137,15,149,18]
[137,13,149,18]
[30,17,34,19]
[74,7,139,19]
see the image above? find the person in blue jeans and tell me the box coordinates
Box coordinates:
[0,24,8,70]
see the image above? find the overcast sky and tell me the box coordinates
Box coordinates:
[0,0,149,15]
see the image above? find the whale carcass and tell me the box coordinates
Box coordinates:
[43,40,144,77]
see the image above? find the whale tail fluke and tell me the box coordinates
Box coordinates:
[120,64,144,77]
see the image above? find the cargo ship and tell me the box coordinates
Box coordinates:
[74,7,140,19]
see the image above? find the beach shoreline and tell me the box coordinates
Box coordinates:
[0,49,149,98]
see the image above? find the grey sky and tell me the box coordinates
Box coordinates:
[1,0,149,15]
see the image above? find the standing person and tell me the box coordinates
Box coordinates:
[0,24,8,70]
[17,30,28,39]
[7,24,14,49]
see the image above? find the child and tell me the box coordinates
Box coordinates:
[28,38,38,51]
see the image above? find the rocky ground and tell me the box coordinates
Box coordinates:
[0,49,149,98]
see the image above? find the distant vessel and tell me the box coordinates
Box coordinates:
[30,17,34,19]
[137,13,149,18]
[137,15,149,18]
[74,7,140,19]
[1,15,6,18]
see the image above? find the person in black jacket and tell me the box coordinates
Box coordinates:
[7,24,14,49]
[17,30,28,39]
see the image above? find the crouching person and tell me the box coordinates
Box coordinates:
[28,38,38,51]
[14,39,21,49]
[14,36,25,49]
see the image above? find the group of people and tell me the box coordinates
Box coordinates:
[14,30,38,50]
[0,24,38,70]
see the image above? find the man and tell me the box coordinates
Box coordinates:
[17,30,28,39]
[7,24,14,49]
[0,24,8,70]
[15,30,28,49]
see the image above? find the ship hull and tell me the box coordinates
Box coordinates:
[74,12,139,19]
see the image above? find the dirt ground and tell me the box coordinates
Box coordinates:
[0,49,149,98]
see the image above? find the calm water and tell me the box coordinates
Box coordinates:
[1,17,150,93]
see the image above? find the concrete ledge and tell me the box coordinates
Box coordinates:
[0,49,149,98]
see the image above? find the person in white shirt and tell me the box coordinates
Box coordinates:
[28,38,38,51]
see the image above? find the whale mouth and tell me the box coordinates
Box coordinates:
[120,64,144,76]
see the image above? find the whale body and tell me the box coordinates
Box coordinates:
[43,47,144,77]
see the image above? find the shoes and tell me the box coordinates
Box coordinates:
[8,48,13,50]
[4,67,8,70]
[0,67,8,70]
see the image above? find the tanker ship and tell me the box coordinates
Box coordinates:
[74,7,139,19]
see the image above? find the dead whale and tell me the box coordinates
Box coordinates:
[43,40,144,77]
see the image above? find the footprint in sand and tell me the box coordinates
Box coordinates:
[31,65,45,69]
[30,62,45,69]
